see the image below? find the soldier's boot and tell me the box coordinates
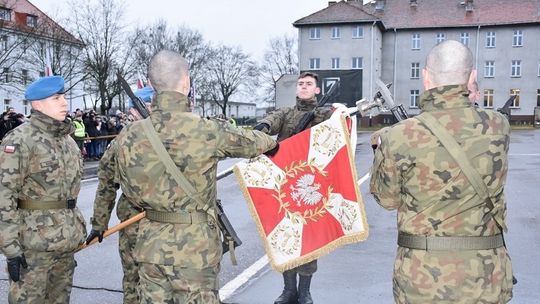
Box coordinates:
[297,275,314,304]
[274,270,298,304]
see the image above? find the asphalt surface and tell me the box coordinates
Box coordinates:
[0,129,538,303]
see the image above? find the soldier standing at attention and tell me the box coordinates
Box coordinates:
[104,50,277,303]
[0,76,87,303]
[85,86,155,303]
[253,72,332,304]
[370,40,513,303]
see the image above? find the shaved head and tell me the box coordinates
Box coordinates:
[424,40,473,89]
[148,50,190,93]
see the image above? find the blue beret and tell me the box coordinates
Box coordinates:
[25,76,65,101]
[128,86,154,108]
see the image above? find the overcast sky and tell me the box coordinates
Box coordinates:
[30,0,342,61]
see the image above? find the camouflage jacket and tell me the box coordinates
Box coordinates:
[90,139,140,232]
[259,97,332,141]
[370,85,513,302]
[0,111,87,258]
[112,91,277,267]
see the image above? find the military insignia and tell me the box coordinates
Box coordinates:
[3,145,16,153]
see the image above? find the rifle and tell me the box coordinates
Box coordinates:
[497,95,516,121]
[117,71,150,118]
[292,80,340,135]
[116,72,243,263]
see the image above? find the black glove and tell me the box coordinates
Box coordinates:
[264,143,279,157]
[85,229,104,245]
[7,255,28,282]
[253,123,270,132]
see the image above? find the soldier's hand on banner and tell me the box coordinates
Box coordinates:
[86,229,105,244]
[264,143,279,157]
[7,254,28,282]
[253,123,270,133]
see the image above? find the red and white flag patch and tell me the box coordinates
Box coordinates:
[3,145,16,153]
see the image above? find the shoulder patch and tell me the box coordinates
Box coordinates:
[3,145,16,153]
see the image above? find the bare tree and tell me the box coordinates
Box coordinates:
[259,34,299,101]
[69,0,135,114]
[204,45,259,116]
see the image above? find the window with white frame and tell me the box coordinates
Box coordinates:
[1,35,7,51]
[411,62,420,79]
[22,69,29,85]
[412,33,421,50]
[511,60,521,77]
[510,89,520,107]
[436,33,446,44]
[537,89,540,107]
[352,57,363,69]
[4,99,10,111]
[483,89,494,108]
[331,27,340,39]
[486,31,496,48]
[26,15,37,27]
[310,28,321,40]
[3,67,10,83]
[331,57,340,69]
[0,7,11,21]
[410,90,420,108]
[460,32,470,46]
[309,58,320,69]
[512,30,523,47]
[484,61,495,78]
[23,100,28,115]
[352,26,363,38]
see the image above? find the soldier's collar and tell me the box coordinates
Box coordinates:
[419,85,471,111]
[296,97,317,111]
[30,110,73,136]
[151,91,190,113]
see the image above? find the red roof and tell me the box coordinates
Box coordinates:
[0,0,82,45]
[294,0,540,29]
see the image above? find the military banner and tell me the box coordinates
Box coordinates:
[234,110,368,272]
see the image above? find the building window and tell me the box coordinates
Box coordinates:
[310,28,321,40]
[410,90,420,108]
[22,69,29,85]
[0,7,11,21]
[309,58,320,70]
[3,67,10,83]
[537,89,540,107]
[512,30,523,47]
[1,35,7,51]
[26,15,37,27]
[484,61,495,78]
[4,99,10,112]
[331,27,340,39]
[23,100,28,115]
[510,89,520,107]
[486,31,496,48]
[352,25,363,38]
[331,57,340,69]
[483,89,494,108]
[460,32,470,46]
[511,60,521,77]
[352,57,363,69]
[412,33,421,50]
[411,62,420,79]
[436,33,446,44]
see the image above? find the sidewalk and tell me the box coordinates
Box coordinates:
[83,160,100,179]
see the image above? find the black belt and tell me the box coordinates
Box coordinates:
[18,199,76,210]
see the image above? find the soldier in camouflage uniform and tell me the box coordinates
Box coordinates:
[0,76,87,304]
[370,40,513,303]
[101,50,277,303]
[85,86,155,303]
[254,72,332,304]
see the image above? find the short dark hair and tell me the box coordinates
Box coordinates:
[298,72,319,83]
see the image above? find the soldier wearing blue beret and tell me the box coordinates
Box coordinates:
[0,75,87,303]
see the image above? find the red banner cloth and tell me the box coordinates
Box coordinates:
[234,111,368,272]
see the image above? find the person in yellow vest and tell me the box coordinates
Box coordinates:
[72,109,86,154]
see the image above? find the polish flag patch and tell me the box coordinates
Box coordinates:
[3,145,16,153]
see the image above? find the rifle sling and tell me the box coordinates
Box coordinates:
[141,119,237,263]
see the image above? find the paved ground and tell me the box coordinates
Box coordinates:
[0,129,538,303]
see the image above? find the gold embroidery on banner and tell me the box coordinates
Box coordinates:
[269,224,301,256]
[312,124,342,156]
[241,157,273,187]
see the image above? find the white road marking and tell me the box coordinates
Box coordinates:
[219,171,372,301]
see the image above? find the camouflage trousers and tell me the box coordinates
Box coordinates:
[138,262,220,304]
[289,259,317,276]
[118,220,139,304]
[392,247,513,304]
[8,251,76,304]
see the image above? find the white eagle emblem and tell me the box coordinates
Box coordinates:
[289,174,323,207]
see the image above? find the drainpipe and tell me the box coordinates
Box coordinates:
[370,21,376,98]
[393,28,398,104]
[475,25,481,71]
